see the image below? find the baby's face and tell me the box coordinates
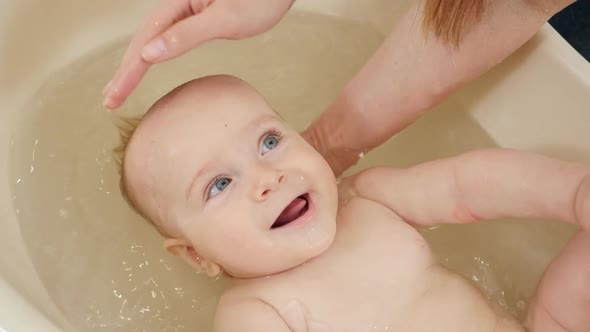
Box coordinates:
[125,76,338,278]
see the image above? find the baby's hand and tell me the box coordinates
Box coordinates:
[103,0,294,109]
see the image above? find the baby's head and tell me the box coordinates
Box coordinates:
[116,75,337,279]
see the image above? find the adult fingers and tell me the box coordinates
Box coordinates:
[103,0,201,109]
[141,4,231,63]
[102,57,149,109]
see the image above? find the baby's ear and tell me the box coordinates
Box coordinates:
[163,238,222,277]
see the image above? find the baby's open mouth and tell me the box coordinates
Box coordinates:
[272,193,310,229]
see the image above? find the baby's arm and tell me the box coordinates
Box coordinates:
[213,296,292,332]
[350,148,589,229]
[350,148,590,332]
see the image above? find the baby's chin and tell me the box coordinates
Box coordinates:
[225,233,337,279]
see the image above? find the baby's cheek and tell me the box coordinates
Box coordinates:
[209,227,251,259]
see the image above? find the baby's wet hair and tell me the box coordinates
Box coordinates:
[113,115,165,234]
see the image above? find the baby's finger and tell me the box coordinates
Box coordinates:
[141,6,229,62]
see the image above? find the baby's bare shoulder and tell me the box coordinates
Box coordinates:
[337,167,400,209]
[213,288,292,332]
[336,194,429,255]
[337,175,403,225]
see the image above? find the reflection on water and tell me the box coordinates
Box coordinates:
[10,10,575,331]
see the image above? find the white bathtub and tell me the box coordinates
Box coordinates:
[1,0,588,331]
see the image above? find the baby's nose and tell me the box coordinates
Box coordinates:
[253,167,287,202]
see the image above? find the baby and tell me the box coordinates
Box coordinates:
[116,75,590,332]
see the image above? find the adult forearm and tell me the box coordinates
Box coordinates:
[304,0,574,175]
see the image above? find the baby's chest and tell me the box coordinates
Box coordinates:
[263,200,504,332]
[331,198,434,277]
[273,199,438,331]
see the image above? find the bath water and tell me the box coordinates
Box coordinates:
[11,10,575,332]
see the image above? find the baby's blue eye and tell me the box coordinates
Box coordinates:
[262,134,280,154]
[208,177,231,198]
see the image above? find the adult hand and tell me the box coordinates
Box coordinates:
[103,0,294,109]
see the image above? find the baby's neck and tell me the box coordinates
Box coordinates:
[223,256,321,287]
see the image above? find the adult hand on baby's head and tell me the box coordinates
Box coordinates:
[103,0,295,110]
